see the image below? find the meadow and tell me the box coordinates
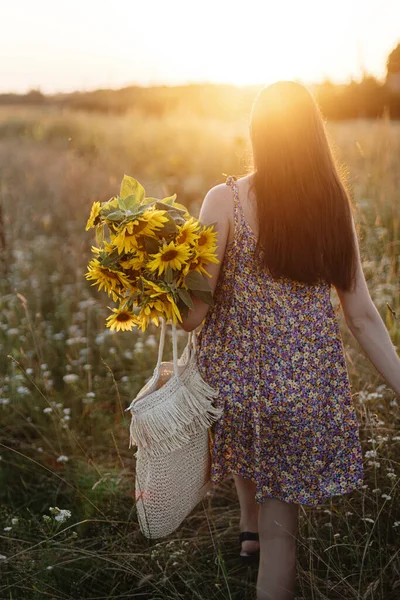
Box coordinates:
[0,104,399,599]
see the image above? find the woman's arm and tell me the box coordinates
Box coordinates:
[178,184,231,332]
[335,216,400,396]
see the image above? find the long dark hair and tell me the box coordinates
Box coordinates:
[249,81,357,292]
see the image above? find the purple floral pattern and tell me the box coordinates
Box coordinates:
[195,175,364,505]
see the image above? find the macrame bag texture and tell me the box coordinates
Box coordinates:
[125,318,222,539]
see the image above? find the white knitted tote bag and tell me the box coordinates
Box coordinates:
[125,318,222,539]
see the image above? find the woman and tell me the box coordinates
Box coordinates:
[178,81,400,600]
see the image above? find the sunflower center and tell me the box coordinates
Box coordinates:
[162,250,178,261]
[177,231,187,244]
[124,268,140,280]
[198,233,208,246]
[101,268,119,280]
[116,312,131,322]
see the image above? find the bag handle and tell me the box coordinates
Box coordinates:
[153,317,196,380]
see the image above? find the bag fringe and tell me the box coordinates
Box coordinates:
[128,372,222,453]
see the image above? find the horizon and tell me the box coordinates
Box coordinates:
[2,0,400,95]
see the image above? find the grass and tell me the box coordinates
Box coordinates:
[0,105,399,599]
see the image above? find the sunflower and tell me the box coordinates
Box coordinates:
[91,240,115,256]
[179,244,219,279]
[111,209,168,254]
[119,249,148,272]
[175,217,201,246]
[85,202,102,231]
[106,307,139,332]
[196,224,218,251]
[85,258,132,300]
[146,240,192,276]
[137,298,169,331]
[141,278,182,324]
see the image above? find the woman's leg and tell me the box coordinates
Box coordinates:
[257,498,299,600]
[232,473,260,554]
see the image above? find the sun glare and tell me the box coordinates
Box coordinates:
[1,0,400,92]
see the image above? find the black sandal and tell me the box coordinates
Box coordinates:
[239,531,260,564]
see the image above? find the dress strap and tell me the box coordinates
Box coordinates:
[225,175,245,239]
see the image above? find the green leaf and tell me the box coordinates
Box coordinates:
[177,288,194,309]
[117,196,127,211]
[101,248,120,267]
[161,194,177,205]
[155,201,186,215]
[104,210,124,222]
[177,300,190,319]
[143,236,160,255]
[95,224,105,246]
[122,194,142,211]
[158,216,178,236]
[192,289,214,307]
[164,265,174,283]
[184,270,212,292]
[120,175,145,203]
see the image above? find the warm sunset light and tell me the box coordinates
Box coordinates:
[2,0,400,596]
[1,0,400,92]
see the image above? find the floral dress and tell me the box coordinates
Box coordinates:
[195,176,364,505]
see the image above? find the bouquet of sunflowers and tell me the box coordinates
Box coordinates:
[85,175,219,332]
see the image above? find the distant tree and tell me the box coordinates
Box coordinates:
[386,43,400,75]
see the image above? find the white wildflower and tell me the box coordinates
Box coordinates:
[26,368,34,375]
[0,555,6,560]
[361,517,375,524]
[7,328,20,336]
[53,332,65,341]
[367,461,380,468]
[17,386,31,396]
[49,507,72,524]
[56,455,69,463]
[63,374,79,384]
[135,341,144,353]
[40,364,48,370]
[11,518,18,525]
[63,408,71,415]
[43,407,52,414]
[393,521,400,528]
[3,527,12,532]
[381,494,391,501]
[145,335,157,348]
[372,488,381,494]
[365,450,377,459]
[0,398,10,405]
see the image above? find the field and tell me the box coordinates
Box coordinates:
[0,105,399,599]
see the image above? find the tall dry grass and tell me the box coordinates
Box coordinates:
[0,106,399,599]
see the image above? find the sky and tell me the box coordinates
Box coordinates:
[1,0,399,94]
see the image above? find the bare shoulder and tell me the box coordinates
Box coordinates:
[203,182,232,205]
[199,182,234,220]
